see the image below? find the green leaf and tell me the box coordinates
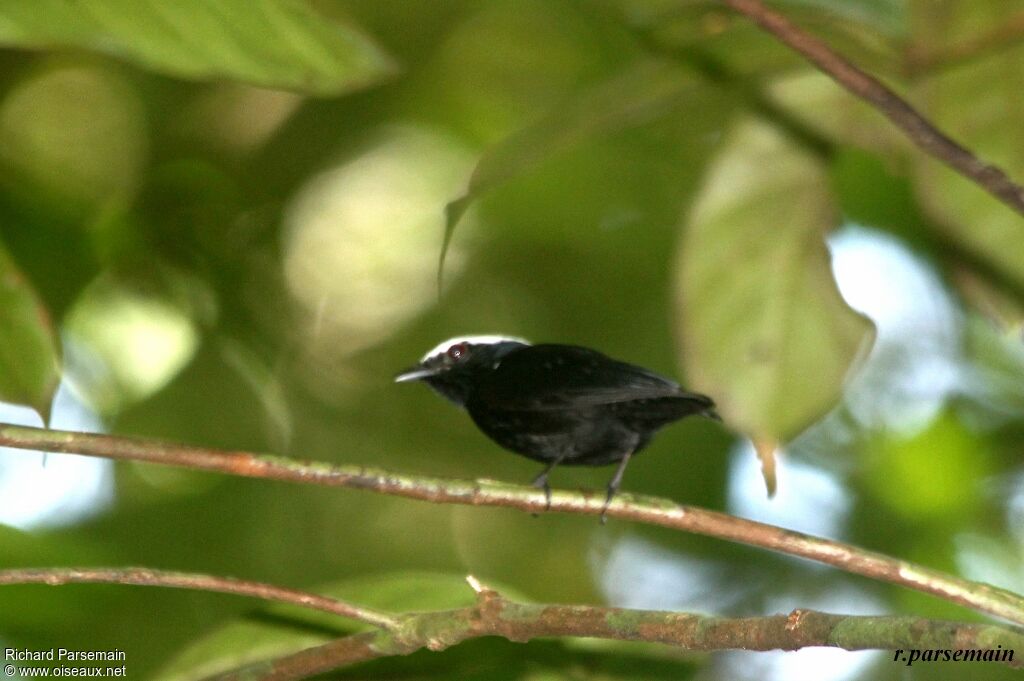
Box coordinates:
[0,63,147,218]
[675,118,873,445]
[441,59,698,288]
[766,70,906,156]
[155,572,522,681]
[863,412,992,521]
[0,243,60,421]
[630,0,903,83]
[911,9,1024,289]
[954,268,1024,333]
[962,314,1024,414]
[0,0,395,96]
[330,637,696,681]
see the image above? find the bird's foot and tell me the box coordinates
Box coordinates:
[600,486,616,524]
[530,478,553,513]
[600,449,632,524]
[531,467,556,512]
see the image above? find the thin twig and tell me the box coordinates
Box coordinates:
[0,567,399,630]
[209,583,1024,680]
[719,0,1024,218]
[2,422,1023,626]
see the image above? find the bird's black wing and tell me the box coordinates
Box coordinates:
[474,344,711,411]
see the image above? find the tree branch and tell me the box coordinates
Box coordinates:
[718,0,1024,218]
[0,567,399,629]
[1,564,1018,679]
[209,581,1024,680]
[2,422,1023,626]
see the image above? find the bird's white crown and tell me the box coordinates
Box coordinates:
[421,334,531,361]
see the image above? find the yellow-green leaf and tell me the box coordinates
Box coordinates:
[676,117,873,444]
[0,244,60,421]
[0,0,395,96]
[912,7,1024,288]
[441,59,698,286]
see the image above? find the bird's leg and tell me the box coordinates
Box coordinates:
[531,457,564,511]
[601,450,633,524]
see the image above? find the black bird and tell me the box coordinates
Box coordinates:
[395,335,718,519]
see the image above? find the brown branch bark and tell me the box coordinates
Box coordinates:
[0,567,398,629]
[209,583,1024,680]
[718,0,1024,218]
[2,422,1023,626]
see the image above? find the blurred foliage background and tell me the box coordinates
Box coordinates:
[0,0,1023,679]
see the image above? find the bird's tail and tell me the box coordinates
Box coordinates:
[675,391,720,422]
[680,391,720,422]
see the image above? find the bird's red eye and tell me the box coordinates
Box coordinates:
[447,343,468,360]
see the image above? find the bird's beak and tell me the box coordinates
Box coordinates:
[394,365,438,383]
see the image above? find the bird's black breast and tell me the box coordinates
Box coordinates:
[464,344,713,466]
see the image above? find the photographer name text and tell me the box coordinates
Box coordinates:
[4,650,125,663]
